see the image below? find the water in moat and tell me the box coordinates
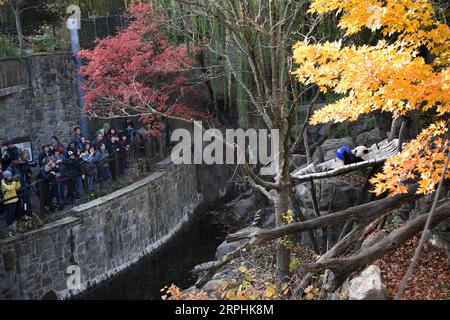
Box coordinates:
[73,208,228,300]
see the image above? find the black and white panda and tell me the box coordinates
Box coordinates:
[330,145,370,169]
[352,146,370,162]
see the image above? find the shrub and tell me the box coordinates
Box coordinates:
[0,34,20,57]
[28,34,57,53]
[28,25,58,53]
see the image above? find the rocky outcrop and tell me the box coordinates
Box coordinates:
[222,189,268,227]
[356,128,382,147]
[294,178,360,212]
[215,238,249,259]
[348,265,388,300]
[293,177,362,248]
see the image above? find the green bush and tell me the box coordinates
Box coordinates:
[0,35,20,57]
[28,34,57,53]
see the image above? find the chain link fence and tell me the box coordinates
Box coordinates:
[0,15,126,52]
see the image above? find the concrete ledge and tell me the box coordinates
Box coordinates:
[0,84,30,97]
[155,157,173,170]
[0,216,80,245]
[71,170,166,214]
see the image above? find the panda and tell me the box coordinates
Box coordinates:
[330,145,370,169]
[352,146,370,162]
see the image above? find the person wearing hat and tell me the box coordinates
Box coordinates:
[66,141,78,157]
[1,170,21,232]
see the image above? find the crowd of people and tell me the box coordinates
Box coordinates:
[0,120,145,234]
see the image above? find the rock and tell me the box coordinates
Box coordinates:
[348,265,388,300]
[356,128,382,147]
[330,278,351,300]
[312,147,324,164]
[224,193,258,223]
[215,238,249,259]
[193,261,216,273]
[201,279,226,298]
[291,154,307,169]
[294,178,360,212]
[306,123,329,154]
[181,286,203,298]
[431,215,450,266]
[294,178,361,248]
[350,115,377,137]
[319,138,355,162]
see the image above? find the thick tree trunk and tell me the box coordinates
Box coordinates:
[274,184,291,279]
[273,128,292,279]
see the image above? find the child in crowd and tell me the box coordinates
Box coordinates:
[81,147,98,194]
[97,143,112,183]
[1,171,21,233]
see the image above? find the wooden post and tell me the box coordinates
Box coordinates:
[388,117,399,142]
[303,130,326,253]
[397,116,407,153]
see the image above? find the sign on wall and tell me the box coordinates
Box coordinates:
[1,136,34,163]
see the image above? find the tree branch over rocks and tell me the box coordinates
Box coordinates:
[227,185,419,244]
[302,200,450,282]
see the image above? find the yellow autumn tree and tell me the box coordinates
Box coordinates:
[293,0,450,196]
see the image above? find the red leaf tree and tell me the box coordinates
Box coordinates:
[79,3,207,136]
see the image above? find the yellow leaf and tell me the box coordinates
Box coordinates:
[238,266,248,273]
[264,286,277,298]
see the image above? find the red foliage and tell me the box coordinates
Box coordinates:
[377,234,450,300]
[78,4,208,136]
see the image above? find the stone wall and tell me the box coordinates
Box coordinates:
[0,160,232,300]
[0,53,80,159]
